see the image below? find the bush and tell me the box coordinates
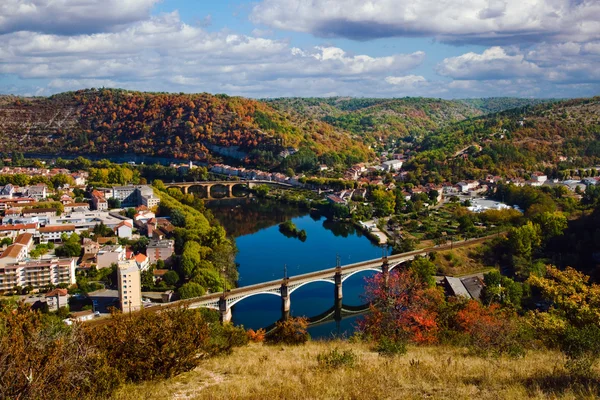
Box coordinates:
[205,323,250,356]
[561,324,600,377]
[247,328,266,343]
[177,282,206,299]
[317,348,358,369]
[375,337,407,357]
[266,317,310,345]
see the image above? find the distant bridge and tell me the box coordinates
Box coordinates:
[164,180,293,198]
[168,233,501,323]
[85,233,502,328]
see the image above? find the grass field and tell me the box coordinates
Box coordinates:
[114,341,600,400]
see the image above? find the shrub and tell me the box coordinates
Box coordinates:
[561,324,600,377]
[454,300,527,357]
[247,328,266,343]
[317,348,358,369]
[0,303,120,400]
[266,317,310,345]
[375,337,407,357]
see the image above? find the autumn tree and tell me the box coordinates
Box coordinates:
[528,266,600,375]
[359,269,442,348]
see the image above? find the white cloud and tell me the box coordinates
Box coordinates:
[385,75,427,86]
[0,12,425,97]
[251,0,600,45]
[0,0,159,34]
[437,47,541,80]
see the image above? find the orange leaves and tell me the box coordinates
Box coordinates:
[247,328,266,343]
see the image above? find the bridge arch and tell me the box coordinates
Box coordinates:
[227,291,281,308]
[288,279,335,295]
[341,268,381,283]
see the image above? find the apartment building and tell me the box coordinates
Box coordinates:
[96,245,126,269]
[0,258,76,293]
[112,185,159,208]
[118,260,142,312]
[146,239,175,265]
[38,225,76,243]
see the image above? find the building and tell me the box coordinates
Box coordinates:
[442,276,472,298]
[0,223,38,240]
[114,221,133,238]
[22,208,58,224]
[63,203,91,213]
[134,253,149,271]
[38,225,76,243]
[45,288,69,311]
[146,239,175,265]
[112,185,158,208]
[0,258,76,293]
[0,243,29,267]
[118,260,142,312]
[26,185,48,200]
[82,238,100,255]
[69,310,95,322]
[47,211,133,234]
[381,159,403,172]
[14,233,34,252]
[91,190,108,211]
[96,245,126,269]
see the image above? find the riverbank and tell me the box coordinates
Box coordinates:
[114,341,590,399]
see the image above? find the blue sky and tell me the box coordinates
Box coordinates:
[1,0,599,98]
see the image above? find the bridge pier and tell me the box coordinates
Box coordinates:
[334,268,343,302]
[219,296,232,324]
[382,256,389,287]
[281,282,290,321]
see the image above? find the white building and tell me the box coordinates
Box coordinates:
[381,160,403,172]
[118,260,142,313]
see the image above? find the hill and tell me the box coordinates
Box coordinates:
[0,89,372,168]
[266,97,548,145]
[404,96,600,183]
[459,97,555,114]
[114,341,594,399]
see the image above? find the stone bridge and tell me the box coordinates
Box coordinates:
[164,180,293,198]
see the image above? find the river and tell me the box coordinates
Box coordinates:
[206,198,382,338]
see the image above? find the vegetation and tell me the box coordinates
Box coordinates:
[278,220,307,241]
[0,303,247,400]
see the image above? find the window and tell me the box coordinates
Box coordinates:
[124,296,127,299]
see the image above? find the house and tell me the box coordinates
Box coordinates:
[442,276,472,298]
[0,184,15,198]
[0,223,38,240]
[63,202,90,213]
[381,159,403,172]
[457,181,480,193]
[114,221,133,239]
[134,253,149,271]
[91,190,108,211]
[69,310,95,322]
[38,225,76,243]
[96,245,126,269]
[326,194,347,205]
[146,239,175,265]
[26,185,48,200]
[460,276,484,301]
[45,288,69,311]
[531,173,547,184]
[153,269,169,282]
[0,243,29,267]
[14,233,34,252]
[60,194,74,204]
[82,238,100,255]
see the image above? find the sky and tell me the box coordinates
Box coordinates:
[0,0,599,99]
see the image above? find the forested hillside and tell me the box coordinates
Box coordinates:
[266,97,547,144]
[0,89,371,168]
[404,97,600,184]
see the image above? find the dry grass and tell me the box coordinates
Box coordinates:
[434,244,494,277]
[113,341,600,400]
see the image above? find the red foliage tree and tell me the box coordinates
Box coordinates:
[359,269,443,344]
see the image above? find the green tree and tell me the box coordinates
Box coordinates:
[371,188,396,217]
[408,256,437,287]
[177,282,206,299]
[508,221,541,259]
[163,270,180,286]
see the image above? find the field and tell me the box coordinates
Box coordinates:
[114,341,600,400]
